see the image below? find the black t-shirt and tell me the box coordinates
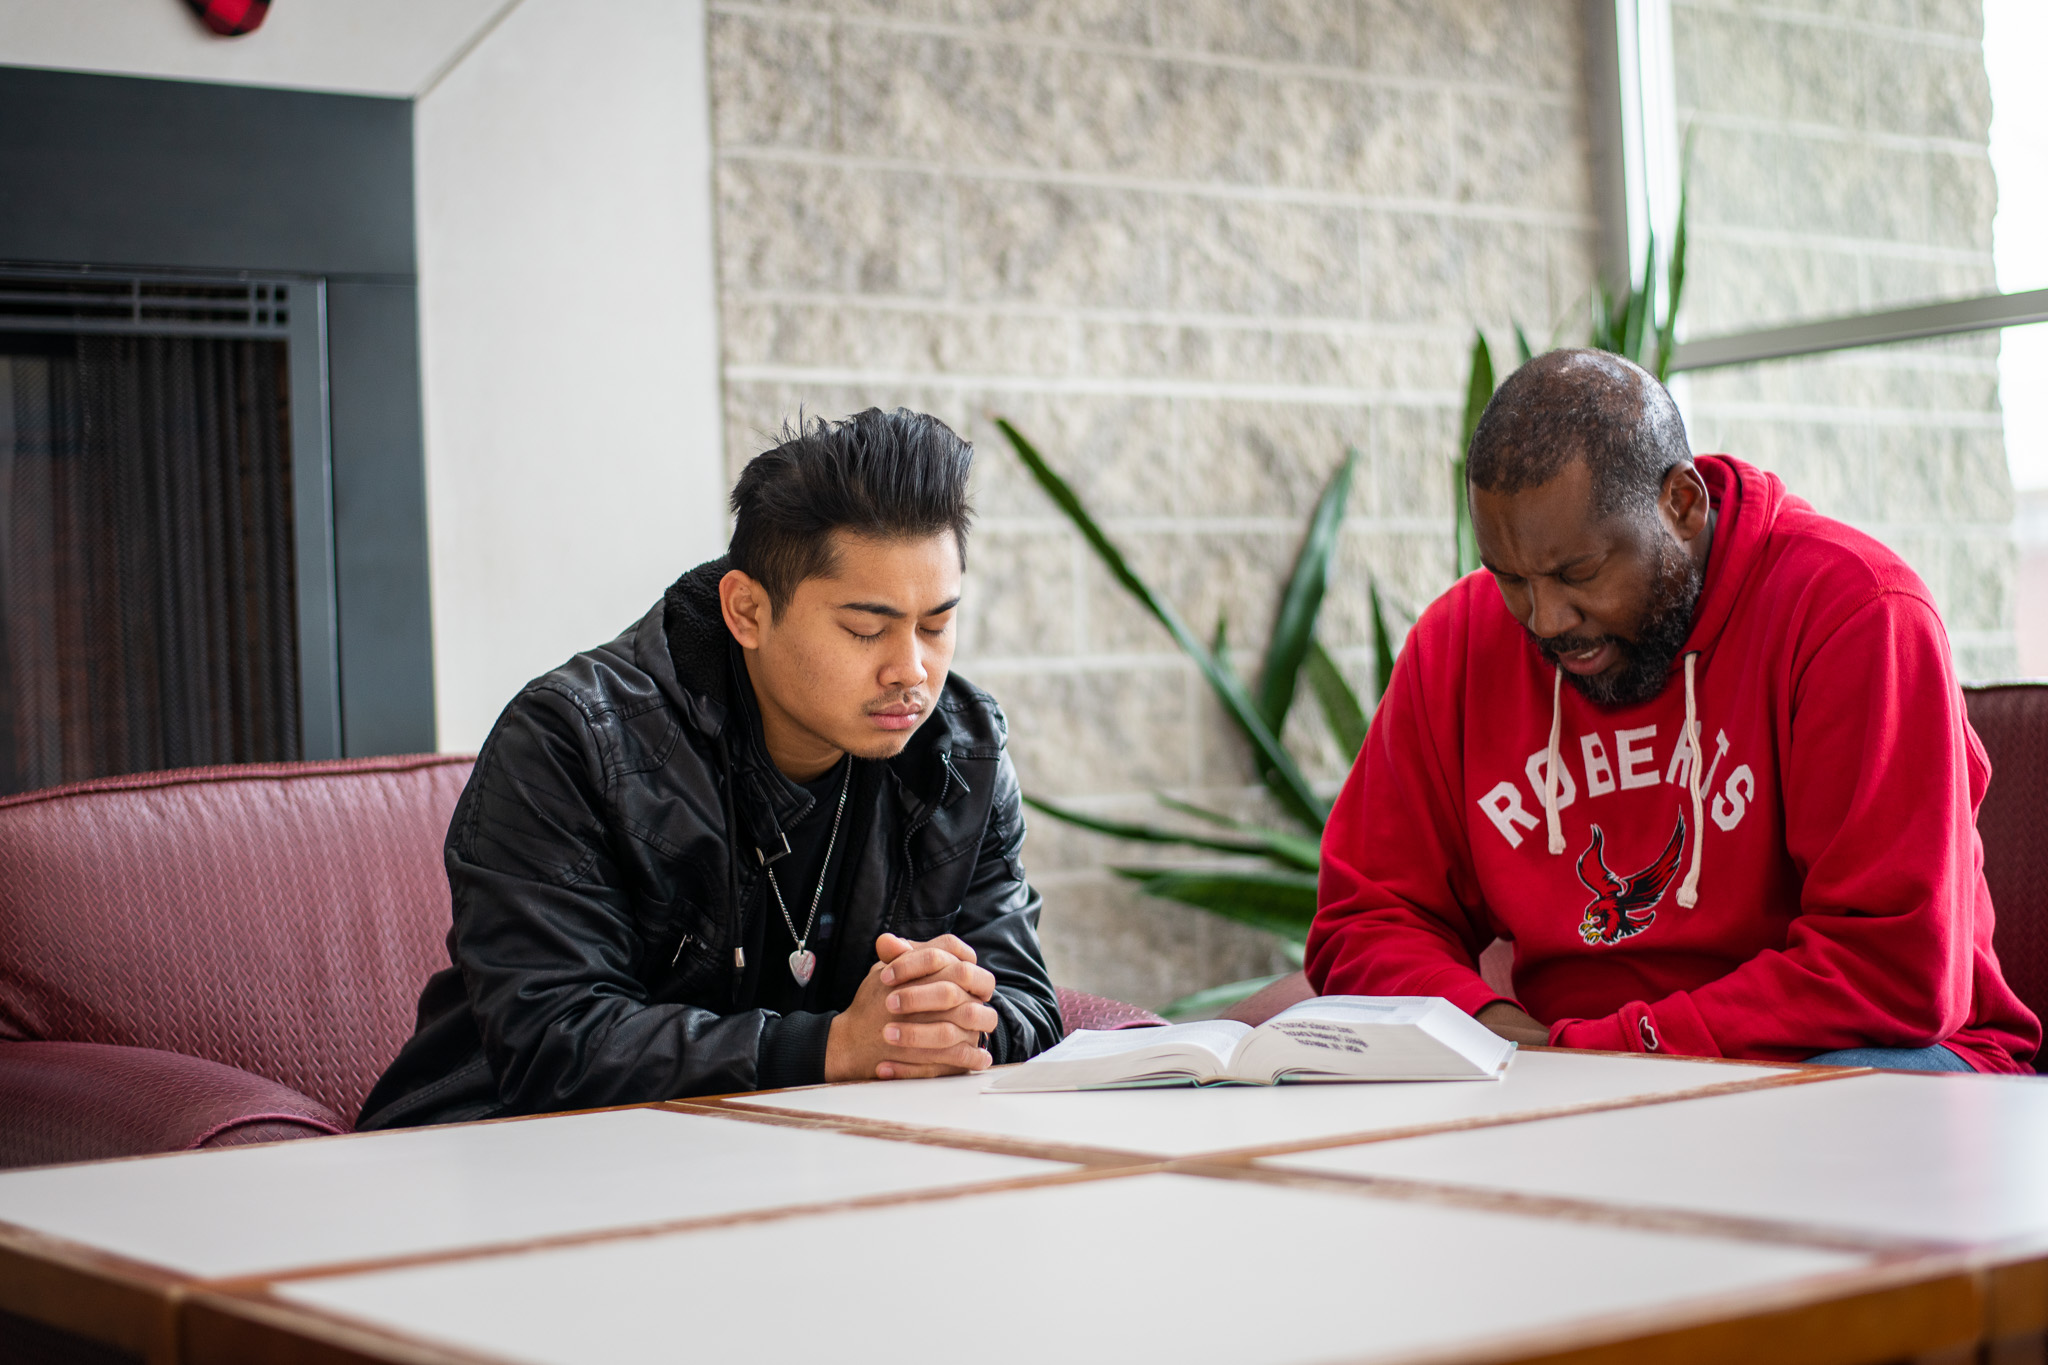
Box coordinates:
[753,755,854,1017]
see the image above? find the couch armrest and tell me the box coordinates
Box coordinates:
[1054,988,1166,1035]
[0,1041,346,1170]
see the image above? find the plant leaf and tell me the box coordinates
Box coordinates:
[1460,332,1495,457]
[1256,447,1358,738]
[1115,866,1318,941]
[1590,282,1617,354]
[1023,793,1297,863]
[1370,580,1398,704]
[1302,638,1368,760]
[1513,321,1536,366]
[1160,973,1288,1020]
[1654,132,1694,383]
[1624,227,1656,365]
[996,418,1325,829]
[1149,793,1323,871]
[1453,333,1492,579]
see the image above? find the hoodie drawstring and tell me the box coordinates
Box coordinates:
[1676,651,1705,908]
[1545,650,1707,904]
[1543,666,1565,855]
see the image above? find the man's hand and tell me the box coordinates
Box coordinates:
[824,934,998,1081]
[1477,1000,1550,1046]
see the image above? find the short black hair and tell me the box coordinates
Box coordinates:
[1466,349,1691,519]
[728,407,974,610]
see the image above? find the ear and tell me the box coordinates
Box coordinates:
[1662,463,1711,544]
[720,569,771,650]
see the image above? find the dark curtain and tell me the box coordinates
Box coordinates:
[0,333,300,794]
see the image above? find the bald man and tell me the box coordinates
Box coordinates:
[1308,350,2038,1073]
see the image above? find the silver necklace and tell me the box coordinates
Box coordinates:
[764,760,851,987]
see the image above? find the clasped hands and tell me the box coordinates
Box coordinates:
[824,932,998,1082]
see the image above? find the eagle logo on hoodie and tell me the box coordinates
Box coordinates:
[1576,815,1688,946]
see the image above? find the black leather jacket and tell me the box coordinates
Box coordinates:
[358,559,1061,1129]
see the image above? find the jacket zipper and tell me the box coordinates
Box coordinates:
[888,757,954,929]
[718,735,749,1000]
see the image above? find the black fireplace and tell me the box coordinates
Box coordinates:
[0,268,341,792]
[0,64,436,785]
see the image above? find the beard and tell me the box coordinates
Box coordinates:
[1531,542,1703,707]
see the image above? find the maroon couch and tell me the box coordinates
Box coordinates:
[1966,682,2048,1047]
[0,757,471,1168]
[0,756,1162,1169]
[1227,682,2048,1062]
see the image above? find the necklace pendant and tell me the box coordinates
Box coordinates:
[787,947,817,987]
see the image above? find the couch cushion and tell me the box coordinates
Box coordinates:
[1965,684,2048,1043]
[0,1040,345,1169]
[1054,988,1164,1034]
[0,756,471,1121]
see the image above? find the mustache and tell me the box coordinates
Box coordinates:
[1533,631,1618,661]
[864,691,930,713]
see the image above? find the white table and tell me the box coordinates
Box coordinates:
[0,1106,1073,1360]
[3,1053,2035,1365]
[1261,1070,2048,1251]
[191,1173,1920,1365]
[710,1048,1811,1158]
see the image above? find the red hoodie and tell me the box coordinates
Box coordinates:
[1307,456,2040,1073]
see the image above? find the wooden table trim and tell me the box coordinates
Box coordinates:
[695,1061,1869,1167]
[1991,1258,2048,1339]
[662,1096,1154,1166]
[1352,1261,1986,1365]
[183,1286,517,1365]
[171,1214,1993,1365]
[1169,1160,1960,1260]
[0,1060,2012,1365]
[208,1162,1144,1291]
[0,1102,1101,1359]
[0,1216,192,1364]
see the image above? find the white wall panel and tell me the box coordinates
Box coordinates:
[416,0,726,752]
[0,0,509,97]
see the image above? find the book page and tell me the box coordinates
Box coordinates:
[1037,1020,1247,1067]
[986,1020,1252,1091]
[1269,997,1436,1027]
[1232,997,1513,1083]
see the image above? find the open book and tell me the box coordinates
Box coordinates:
[989,996,1515,1091]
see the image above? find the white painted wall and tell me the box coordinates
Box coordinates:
[0,0,508,96]
[415,0,727,752]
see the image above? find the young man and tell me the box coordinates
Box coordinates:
[1309,350,2039,1073]
[359,409,1062,1129]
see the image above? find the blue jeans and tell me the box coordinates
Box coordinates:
[1803,1045,1974,1072]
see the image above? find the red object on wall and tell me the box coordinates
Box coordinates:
[185,0,270,37]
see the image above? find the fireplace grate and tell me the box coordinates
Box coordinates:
[0,266,293,338]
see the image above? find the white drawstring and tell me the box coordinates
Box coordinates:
[1543,666,1564,855]
[1676,651,1705,908]
[1541,654,1706,904]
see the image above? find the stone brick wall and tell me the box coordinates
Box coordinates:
[1672,0,2014,677]
[706,0,2008,1008]
[709,0,1597,1007]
